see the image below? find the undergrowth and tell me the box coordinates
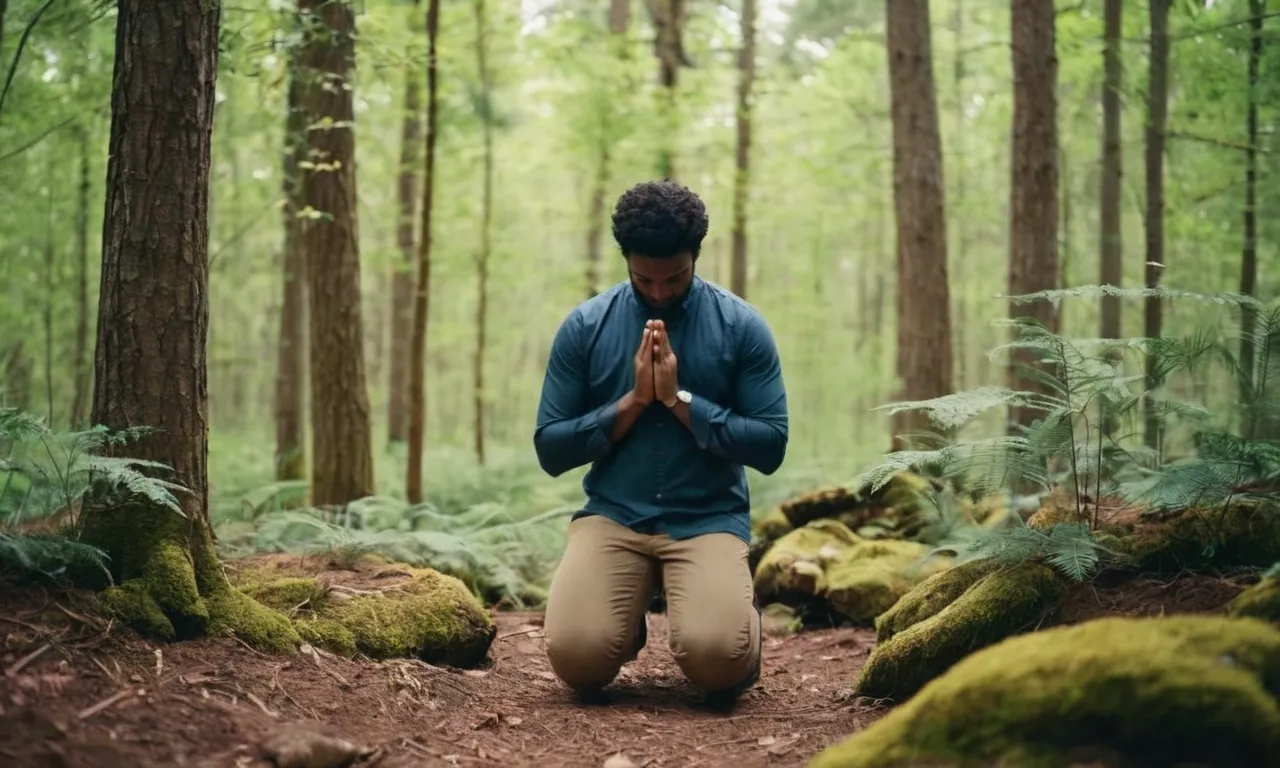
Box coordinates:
[848,286,1280,582]
[0,407,187,584]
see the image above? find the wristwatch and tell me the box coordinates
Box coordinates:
[664,390,692,408]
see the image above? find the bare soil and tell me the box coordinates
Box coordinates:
[0,566,1252,768]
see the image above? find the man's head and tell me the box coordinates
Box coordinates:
[611,180,709,309]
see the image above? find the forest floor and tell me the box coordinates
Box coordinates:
[0,566,1252,768]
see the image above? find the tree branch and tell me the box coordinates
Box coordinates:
[1168,130,1274,154]
[0,0,60,125]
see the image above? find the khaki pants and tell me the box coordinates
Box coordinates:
[543,514,761,694]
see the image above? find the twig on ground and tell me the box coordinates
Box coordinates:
[245,691,279,718]
[4,643,50,676]
[0,614,48,635]
[77,688,140,720]
[496,627,542,641]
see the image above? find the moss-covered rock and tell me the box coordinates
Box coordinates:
[855,560,1061,701]
[1025,487,1088,532]
[873,556,1003,643]
[753,520,950,625]
[1227,574,1280,624]
[753,519,862,606]
[810,615,1280,768]
[824,540,951,624]
[240,576,329,613]
[294,567,495,667]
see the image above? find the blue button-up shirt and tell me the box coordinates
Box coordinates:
[533,275,788,543]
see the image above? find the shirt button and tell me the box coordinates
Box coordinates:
[656,493,663,500]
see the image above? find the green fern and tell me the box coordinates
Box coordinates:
[930,517,1109,582]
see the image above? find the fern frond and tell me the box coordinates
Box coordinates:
[1044,522,1100,582]
[874,386,1061,430]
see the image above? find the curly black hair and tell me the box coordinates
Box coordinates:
[611,180,709,260]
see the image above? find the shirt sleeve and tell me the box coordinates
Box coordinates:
[687,311,789,474]
[532,310,619,476]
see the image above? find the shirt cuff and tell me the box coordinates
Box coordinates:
[590,399,620,453]
[687,393,719,450]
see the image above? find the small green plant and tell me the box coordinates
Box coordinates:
[0,407,188,584]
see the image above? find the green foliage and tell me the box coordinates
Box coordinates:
[0,407,189,584]
[849,287,1280,582]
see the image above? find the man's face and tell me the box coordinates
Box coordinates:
[627,251,695,309]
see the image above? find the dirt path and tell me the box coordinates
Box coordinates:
[0,599,884,768]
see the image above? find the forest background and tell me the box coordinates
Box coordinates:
[0,0,1274,603]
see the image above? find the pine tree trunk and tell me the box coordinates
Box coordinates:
[274,50,307,483]
[81,0,297,652]
[885,0,953,451]
[1239,0,1263,435]
[297,0,375,507]
[1142,0,1170,451]
[388,0,423,445]
[1099,0,1122,339]
[729,0,756,300]
[472,0,492,466]
[406,0,442,504]
[1007,0,1060,433]
[70,122,92,428]
[650,0,683,179]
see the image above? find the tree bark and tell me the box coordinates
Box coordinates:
[69,122,92,428]
[406,0,442,504]
[650,0,683,179]
[1099,0,1122,340]
[274,46,307,483]
[1239,0,1263,434]
[388,0,423,445]
[584,0,631,299]
[885,0,953,451]
[81,0,297,652]
[1143,0,1170,451]
[297,0,375,507]
[472,0,492,466]
[1007,0,1060,433]
[729,0,756,300]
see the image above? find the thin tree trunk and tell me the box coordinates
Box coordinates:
[650,0,683,179]
[406,0,442,504]
[1143,0,1170,452]
[729,0,756,299]
[585,0,631,299]
[885,0,952,451]
[472,0,492,466]
[43,152,54,426]
[1007,0,1060,433]
[69,122,92,428]
[1239,0,1263,432]
[951,0,966,391]
[274,47,307,483]
[388,0,423,444]
[297,0,374,507]
[1099,0,1122,339]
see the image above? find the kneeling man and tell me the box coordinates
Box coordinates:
[533,180,789,703]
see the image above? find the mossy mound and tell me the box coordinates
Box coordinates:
[226,557,495,667]
[1123,502,1280,572]
[873,556,1004,642]
[855,560,1061,701]
[824,540,952,624]
[1026,487,1088,532]
[753,520,950,626]
[1227,574,1280,624]
[810,615,1280,768]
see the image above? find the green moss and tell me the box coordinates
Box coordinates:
[296,567,495,667]
[101,580,176,640]
[240,577,328,613]
[824,540,951,625]
[207,588,302,654]
[810,615,1280,768]
[855,561,1061,701]
[753,519,862,603]
[1227,576,1280,624]
[874,557,1003,642]
[1128,502,1280,572]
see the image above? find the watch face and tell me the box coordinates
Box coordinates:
[677,390,692,403]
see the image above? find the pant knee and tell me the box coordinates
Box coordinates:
[671,627,757,691]
[545,629,627,692]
